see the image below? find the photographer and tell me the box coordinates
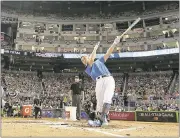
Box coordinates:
[4,100,13,117]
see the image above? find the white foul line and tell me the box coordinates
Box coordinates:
[84,127,143,137]
[85,128,125,137]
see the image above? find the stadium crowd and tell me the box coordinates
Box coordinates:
[127,73,179,111]
[1,3,178,20]
[1,70,179,117]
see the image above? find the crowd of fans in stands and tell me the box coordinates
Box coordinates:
[1,71,179,114]
[127,73,179,111]
[1,3,178,20]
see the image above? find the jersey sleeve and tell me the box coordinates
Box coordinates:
[98,56,105,63]
[85,65,91,75]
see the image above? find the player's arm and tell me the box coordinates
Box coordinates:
[104,37,121,62]
[88,41,100,66]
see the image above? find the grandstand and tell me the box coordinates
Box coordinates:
[1,1,179,137]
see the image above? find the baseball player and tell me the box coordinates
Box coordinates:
[81,37,120,127]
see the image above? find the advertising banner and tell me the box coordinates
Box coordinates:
[65,111,70,119]
[136,111,178,122]
[2,48,179,58]
[42,109,54,118]
[41,109,87,119]
[81,111,88,119]
[176,111,179,123]
[21,105,32,117]
[109,111,135,121]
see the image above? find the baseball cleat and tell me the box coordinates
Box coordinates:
[88,120,102,127]
[101,122,108,127]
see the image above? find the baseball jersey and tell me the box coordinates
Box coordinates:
[85,56,111,81]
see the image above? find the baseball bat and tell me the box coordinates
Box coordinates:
[117,17,141,39]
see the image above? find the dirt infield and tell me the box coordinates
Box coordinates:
[2,117,179,137]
